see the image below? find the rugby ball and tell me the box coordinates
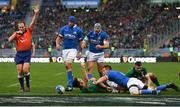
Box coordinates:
[56,85,65,94]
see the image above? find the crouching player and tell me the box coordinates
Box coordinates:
[94,65,179,95]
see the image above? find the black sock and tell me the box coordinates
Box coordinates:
[152,77,160,86]
[24,72,30,88]
[18,75,24,89]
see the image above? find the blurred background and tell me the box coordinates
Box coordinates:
[0,0,180,62]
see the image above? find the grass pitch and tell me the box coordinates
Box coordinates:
[0,62,179,96]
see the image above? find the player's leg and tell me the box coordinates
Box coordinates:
[147,73,160,86]
[15,53,24,92]
[16,64,24,92]
[156,83,179,92]
[127,78,160,95]
[97,62,104,77]
[86,52,96,79]
[63,49,77,91]
[23,51,31,91]
[87,61,95,79]
[23,63,30,91]
[64,61,73,91]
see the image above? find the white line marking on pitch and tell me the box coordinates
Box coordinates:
[55,72,64,76]
[8,80,32,87]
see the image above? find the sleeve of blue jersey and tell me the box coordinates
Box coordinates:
[78,27,84,41]
[103,32,109,40]
[58,26,65,37]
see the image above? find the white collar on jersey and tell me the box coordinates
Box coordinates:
[73,24,77,28]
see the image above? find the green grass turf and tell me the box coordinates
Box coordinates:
[0,62,179,96]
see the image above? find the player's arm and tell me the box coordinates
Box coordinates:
[80,62,88,88]
[98,82,112,91]
[96,33,110,49]
[94,75,108,85]
[77,40,83,59]
[8,32,17,42]
[81,36,88,49]
[29,6,39,30]
[31,42,36,57]
[55,34,63,50]
[96,40,109,49]
[77,29,85,58]
[145,74,153,88]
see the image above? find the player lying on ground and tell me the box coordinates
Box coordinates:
[73,62,117,93]
[94,65,179,95]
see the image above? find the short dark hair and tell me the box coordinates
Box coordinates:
[18,20,25,25]
[103,65,112,70]
[135,61,142,66]
[73,78,81,88]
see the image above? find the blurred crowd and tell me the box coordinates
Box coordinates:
[0,0,30,49]
[0,0,179,50]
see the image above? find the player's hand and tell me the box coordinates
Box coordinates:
[148,86,155,90]
[16,31,23,35]
[33,5,39,14]
[56,44,61,51]
[93,81,97,85]
[81,42,86,49]
[31,53,35,58]
[106,87,112,92]
[80,62,86,69]
[76,52,82,60]
[96,45,102,49]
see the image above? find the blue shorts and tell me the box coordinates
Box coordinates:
[15,50,32,65]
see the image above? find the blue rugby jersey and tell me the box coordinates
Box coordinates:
[58,25,83,50]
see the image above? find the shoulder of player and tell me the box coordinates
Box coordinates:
[87,30,94,36]
[62,25,69,29]
[128,67,136,74]
[141,67,147,71]
[26,28,32,32]
[100,31,109,37]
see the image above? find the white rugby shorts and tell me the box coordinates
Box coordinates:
[87,51,104,62]
[62,49,77,62]
[127,77,145,90]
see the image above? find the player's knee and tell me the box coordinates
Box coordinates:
[23,67,29,73]
[129,86,140,95]
[88,66,93,72]
[65,63,72,70]
[17,68,23,73]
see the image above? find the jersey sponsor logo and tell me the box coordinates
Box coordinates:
[90,39,100,44]
[73,31,77,35]
[64,34,76,39]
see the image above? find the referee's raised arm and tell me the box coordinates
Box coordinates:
[29,5,39,30]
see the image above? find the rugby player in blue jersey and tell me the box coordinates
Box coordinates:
[95,65,179,95]
[82,23,109,79]
[56,16,84,91]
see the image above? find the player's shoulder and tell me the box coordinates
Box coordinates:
[100,31,109,37]
[73,25,82,30]
[87,30,94,36]
[141,67,147,71]
[61,25,69,30]
[129,67,136,73]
